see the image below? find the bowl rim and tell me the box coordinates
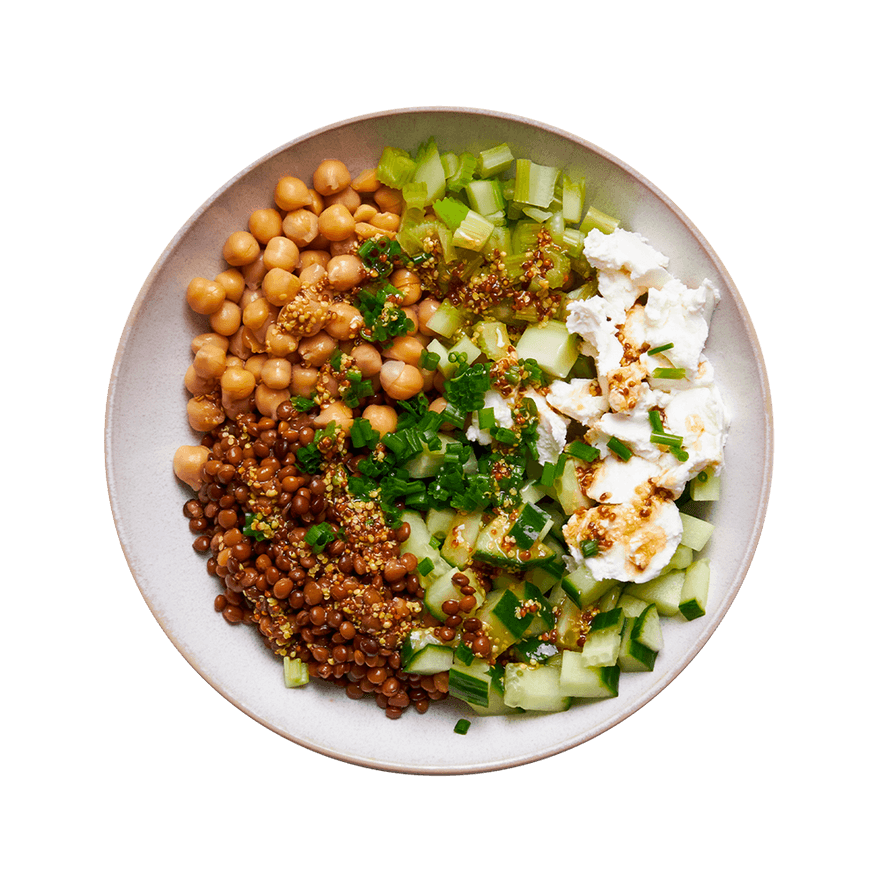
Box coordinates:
[105,106,774,774]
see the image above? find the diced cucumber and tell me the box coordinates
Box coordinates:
[625,570,685,617]
[597,583,622,612]
[426,300,464,338]
[468,667,522,716]
[503,657,571,712]
[554,594,592,650]
[448,659,493,708]
[440,510,483,569]
[679,558,711,620]
[617,617,657,673]
[561,565,616,610]
[283,656,309,688]
[426,507,456,539]
[559,652,620,698]
[662,543,694,573]
[472,511,558,571]
[617,593,648,618]
[690,470,721,501]
[680,512,715,551]
[516,320,579,378]
[471,320,511,361]
[553,456,590,515]
[401,630,454,674]
[399,509,449,585]
[423,566,485,621]
[579,628,622,667]
[631,604,663,653]
[406,433,455,479]
[475,589,519,658]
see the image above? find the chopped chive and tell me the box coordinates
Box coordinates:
[647,342,674,356]
[607,437,633,461]
[567,440,599,462]
[453,719,472,735]
[416,557,435,577]
[648,409,664,433]
[539,460,558,487]
[291,395,317,412]
[580,539,599,558]
[697,471,709,483]
[419,349,440,370]
[672,447,690,462]
[650,431,684,448]
[305,522,334,552]
[429,534,442,549]
[490,426,517,445]
[652,367,687,380]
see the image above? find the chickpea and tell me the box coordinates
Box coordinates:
[313,159,351,196]
[326,255,364,291]
[299,249,330,271]
[244,353,267,381]
[193,343,227,379]
[418,297,441,335]
[225,354,245,369]
[307,188,324,214]
[382,335,424,366]
[313,401,354,434]
[351,167,381,193]
[298,331,336,368]
[282,209,318,247]
[255,383,291,419]
[173,444,210,491]
[298,263,327,289]
[274,176,311,212]
[351,343,382,377]
[262,267,301,307]
[265,324,299,357]
[362,404,397,436]
[389,268,421,306]
[248,208,283,244]
[317,204,356,242]
[226,326,250,361]
[242,296,270,332]
[263,235,300,272]
[371,212,400,233]
[242,254,267,290]
[374,185,404,214]
[379,360,423,400]
[186,277,226,315]
[214,269,245,303]
[352,204,378,223]
[209,300,241,336]
[403,306,420,335]
[191,332,228,355]
[329,236,360,257]
[325,186,361,213]
[184,364,216,395]
[222,230,260,266]
[222,389,255,419]
[187,397,224,432]
[290,365,318,397]
[261,357,292,390]
[220,365,256,400]
[326,302,364,340]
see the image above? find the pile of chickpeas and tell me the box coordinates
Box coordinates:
[172,157,468,718]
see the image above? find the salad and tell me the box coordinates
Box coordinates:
[174,137,729,721]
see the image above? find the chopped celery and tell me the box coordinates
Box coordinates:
[561,227,585,257]
[376,146,416,189]
[561,174,586,224]
[580,205,619,235]
[513,159,560,209]
[453,209,495,251]
[465,179,505,216]
[283,656,309,688]
[511,219,543,255]
[478,142,514,177]
[521,205,553,223]
[446,152,477,193]
[426,301,465,339]
[440,151,459,178]
[472,320,511,361]
[402,180,428,210]
[483,224,512,256]
[413,137,446,205]
[433,197,469,230]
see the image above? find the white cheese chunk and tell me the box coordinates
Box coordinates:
[524,390,570,465]
[583,227,671,291]
[546,378,609,426]
[587,454,661,505]
[566,297,625,379]
[465,388,513,446]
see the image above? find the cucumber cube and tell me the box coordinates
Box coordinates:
[560,651,620,698]
[690,471,721,501]
[625,570,685,617]
[679,559,711,620]
[617,618,657,673]
[617,594,648,618]
[580,628,622,667]
[631,604,664,653]
[503,661,571,712]
[516,320,579,378]
[680,513,715,551]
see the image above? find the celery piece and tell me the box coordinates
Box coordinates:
[483,210,507,227]
[483,224,512,257]
[402,180,428,211]
[580,205,619,235]
[511,219,543,255]
[376,146,416,189]
[426,301,465,339]
[472,320,511,361]
[561,227,585,258]
[440,151,459,179]
[465,179,505,216]
[561,175,586,224]
[522,205,552,223]
[514,159,560,209]
[433,197,469,231]
[478,142,514,177]
[446,152,477,193]
[547,211,566,246]
[453,210,495,251]
[283,656,309,688]
[413,137,446,205]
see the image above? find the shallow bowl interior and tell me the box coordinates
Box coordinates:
[106,108,772,774]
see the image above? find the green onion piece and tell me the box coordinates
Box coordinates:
[580,539,599,558]
[477,407,496,430]
[647,342,674,356]
[567,441,599,462]
[453,718,472,735]
[242,512,270,542]
[697,471,709,483]
[652,367,687,380]
[672,447,690,462]
[539,461,558,487]
[648,409,664,433]
[419,349,440,371]
[350,418,379,449]
[454,643,474,666]
[305,522,334,552]
[416,557,435,577]
[490,426,517,445]
[429,535,442,550]
[607,437,633,462]
[650,431,684,448]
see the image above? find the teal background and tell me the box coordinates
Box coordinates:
[5,2,873,878]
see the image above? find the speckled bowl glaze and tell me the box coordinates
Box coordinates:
[106,108,772,774]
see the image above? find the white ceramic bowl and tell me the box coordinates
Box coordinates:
[106,107,772,774]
